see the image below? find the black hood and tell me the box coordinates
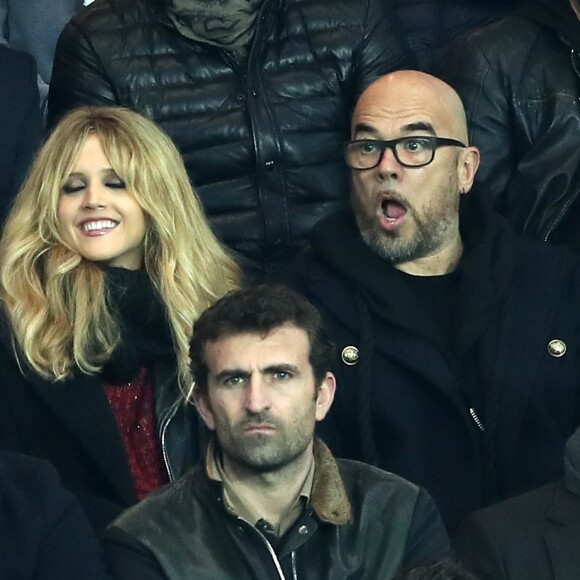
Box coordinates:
[518,0,580,50]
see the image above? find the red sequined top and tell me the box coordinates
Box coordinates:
[104,367,168,500]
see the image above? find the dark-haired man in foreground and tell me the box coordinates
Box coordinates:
[104,285,449,579]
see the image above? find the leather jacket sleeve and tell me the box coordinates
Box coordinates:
[402,488,451,569]
[444,19,580,243]
[351,0,416,104]
[47,16,118,129]
[443,26,516,212]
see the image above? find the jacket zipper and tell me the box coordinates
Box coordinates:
[469,407,485,432]
[291,551,297,580]
[250,525,287,580]
[159,401,179,482]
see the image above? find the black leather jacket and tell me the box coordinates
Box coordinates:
[48,0,412,272]
[104,440,450,579]
[444,4,580,252]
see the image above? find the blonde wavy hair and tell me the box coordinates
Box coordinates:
[0,106,240,390]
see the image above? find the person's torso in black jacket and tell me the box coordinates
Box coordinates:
[282,199,580,530]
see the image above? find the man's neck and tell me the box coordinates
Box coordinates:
[219,445,315,536]
[571,0,580,20]
[395,233,463,277]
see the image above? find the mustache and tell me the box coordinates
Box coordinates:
[376,189,409,205]
[239,412,279,429]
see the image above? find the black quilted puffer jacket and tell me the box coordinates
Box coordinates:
[48,0,412,272]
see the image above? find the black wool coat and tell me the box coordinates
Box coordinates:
[286,196,580,530]
[0,330,201,535]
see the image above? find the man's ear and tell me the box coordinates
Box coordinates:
[458,146,480,195]
[315,372,336,422]
[193,388,216,431]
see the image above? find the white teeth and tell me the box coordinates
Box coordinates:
[82,220,118,232]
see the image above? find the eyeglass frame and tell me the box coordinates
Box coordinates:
[344,136,468,170]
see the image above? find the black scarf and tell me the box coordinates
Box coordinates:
[102,267,175,385]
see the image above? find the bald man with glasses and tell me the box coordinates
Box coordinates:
[281,70,580,531]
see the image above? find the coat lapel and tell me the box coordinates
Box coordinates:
[26,369,136,505]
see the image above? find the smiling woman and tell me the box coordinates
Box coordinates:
[0,106,241,533]
[58,135,147,270]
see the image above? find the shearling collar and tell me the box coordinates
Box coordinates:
[205,438,351,526]
[310,439,352,525]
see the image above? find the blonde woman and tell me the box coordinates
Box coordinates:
[0,107,240,533]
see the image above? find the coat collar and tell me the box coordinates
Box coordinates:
[205,438,351,526]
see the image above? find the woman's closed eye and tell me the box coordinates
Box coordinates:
[104,173,126,189]
[61,180,87,194]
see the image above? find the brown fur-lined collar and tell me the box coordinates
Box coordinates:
[205,438,351,526]
[310,439,352,525]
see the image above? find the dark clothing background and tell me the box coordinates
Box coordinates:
[282,195,580,530]
[47,0,412,274]
[444,0,580,253]
[393,0,517,72]
[0,451,112,580]
[0,45,40,225]
[454,427,580,580]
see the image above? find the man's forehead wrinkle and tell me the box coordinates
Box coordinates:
[205,326,311,376]
[355,70,469,142]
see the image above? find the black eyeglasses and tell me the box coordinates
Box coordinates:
[344,136,467,170]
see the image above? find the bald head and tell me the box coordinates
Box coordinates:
[354,70,469,144]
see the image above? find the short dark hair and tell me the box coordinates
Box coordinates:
[190,284,335,394]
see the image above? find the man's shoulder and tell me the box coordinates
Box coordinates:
[456,15,549,55]
[0,46,36,98]
[454,481,561,549]
[336,457,421,504]
[0,45,35,73]
[68,0,152,32]
[109,466,207,534]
